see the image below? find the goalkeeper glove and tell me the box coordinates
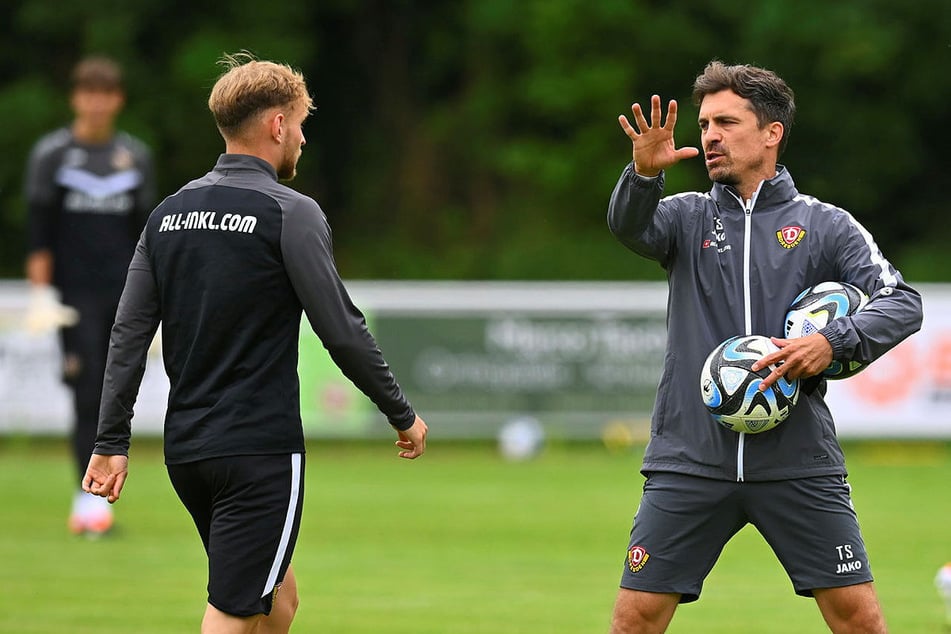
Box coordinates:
[25,285,80,333]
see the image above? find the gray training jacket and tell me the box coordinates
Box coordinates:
[608,163,922,482]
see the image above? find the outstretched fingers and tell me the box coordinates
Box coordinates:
[650,94,664,128]
[664,99,700,161]
[619,95,699,173]
[618,98,673,139]
[662,98,678,130]
[617,101,650,142]
[617,114,638,140]
[622,96,685,135]
[632,100,651,134]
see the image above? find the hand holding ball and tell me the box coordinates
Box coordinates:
[700,335,800,434]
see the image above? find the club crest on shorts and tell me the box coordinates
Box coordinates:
[777,225,806,249]
[627,545,650,573]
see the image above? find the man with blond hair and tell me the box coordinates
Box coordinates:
[83,53,428,634]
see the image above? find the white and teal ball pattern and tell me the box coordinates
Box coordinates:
[700,335,800,434]
[785,281,869,379]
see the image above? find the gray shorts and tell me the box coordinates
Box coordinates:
[619,472,874,602]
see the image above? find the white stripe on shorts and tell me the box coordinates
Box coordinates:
[261,453,302,598]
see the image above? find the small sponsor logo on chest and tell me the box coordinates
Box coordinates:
[702,215,733,252]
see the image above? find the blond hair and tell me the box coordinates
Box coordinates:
[208,52,314,138]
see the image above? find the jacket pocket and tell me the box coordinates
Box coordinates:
[651,353,675,436]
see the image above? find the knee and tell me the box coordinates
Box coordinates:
[815,584,887,634]
[257,587,299,634]
[276,583,299,621]
[825,610,887,634]
[285,587,300,617]
[833,608,887,634]
[610,588,678,633]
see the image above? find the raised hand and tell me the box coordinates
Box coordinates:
[618,94,699,177]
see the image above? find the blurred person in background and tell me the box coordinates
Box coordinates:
[82,53,427,634]
[24,55,155,538]
[606,60,921,633]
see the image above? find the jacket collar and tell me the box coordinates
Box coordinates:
[710,165,798,210]
[213,153,279,181]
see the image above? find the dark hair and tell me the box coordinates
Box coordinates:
[692,61,795,155]
[71,56,124,92]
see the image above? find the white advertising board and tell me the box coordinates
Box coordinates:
[1,280,948,439]
[823,283,951,438]
[0,282,169,434]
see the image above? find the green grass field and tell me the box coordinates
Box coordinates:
[1,437,948,633]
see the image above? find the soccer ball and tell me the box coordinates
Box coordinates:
[785,281,869,379]
[700,335,800,434]
[497,416,545,461]
[936,563,951,625]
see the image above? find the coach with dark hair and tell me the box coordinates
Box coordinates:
[606,61,921,633]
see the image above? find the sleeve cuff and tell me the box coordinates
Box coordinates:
[389,408,417,431]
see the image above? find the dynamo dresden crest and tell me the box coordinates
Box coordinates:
[627,545,650,573]
[777,225,806,249]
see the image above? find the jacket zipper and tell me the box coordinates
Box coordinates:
[737,195,756,482]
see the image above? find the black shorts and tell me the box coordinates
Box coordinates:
[168,453,305,616]
[619,472,874,602]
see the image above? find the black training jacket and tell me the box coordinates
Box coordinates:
[25,128,155,297]
[95,154,415,463]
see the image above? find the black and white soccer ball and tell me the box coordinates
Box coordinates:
[700,335,800,434]
[785,281,870,379]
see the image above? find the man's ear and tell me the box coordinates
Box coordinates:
[765,122,784,149]
[269,112,286,143]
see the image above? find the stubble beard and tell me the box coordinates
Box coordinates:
[278,148,300,181]
[705,144,736,187]
[707,164,739,188]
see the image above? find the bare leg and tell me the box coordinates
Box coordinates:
[200,567,299,634]
[254,566,300,634]
[813,582,887,634]
[201,604,261,634]
[609,588,679,634]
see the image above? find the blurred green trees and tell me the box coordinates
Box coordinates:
[1,0,948,280]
